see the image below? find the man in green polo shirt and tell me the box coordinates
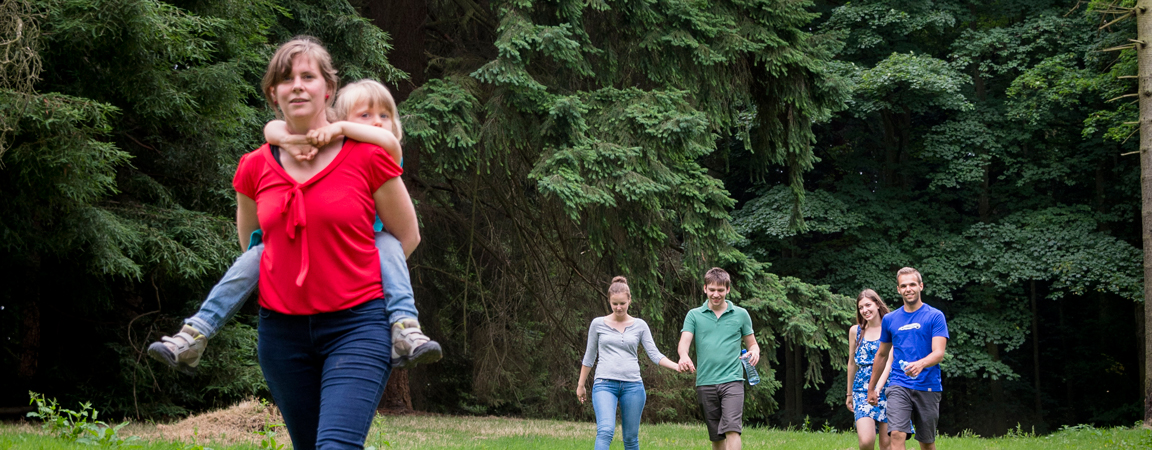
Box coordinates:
[677,267,760,450]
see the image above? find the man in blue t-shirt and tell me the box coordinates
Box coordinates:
[868,267,949,450]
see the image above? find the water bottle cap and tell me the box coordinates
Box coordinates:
[740,349,748,354]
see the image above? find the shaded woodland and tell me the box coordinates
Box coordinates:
[0,0,1145,437]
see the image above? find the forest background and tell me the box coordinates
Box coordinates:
[0,0,1145,438]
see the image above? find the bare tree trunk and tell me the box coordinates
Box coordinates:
[379,368,413,412]
[17,257,41,380]
[18,291,40,379]
[1031,281,1043,418]
[784,340,797,422]
[357,0,430,411]
[792,343,804,420]
[986,341,1006,434]
[1138,0,1152,428]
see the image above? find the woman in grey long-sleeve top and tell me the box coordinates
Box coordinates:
[577,276,681,450]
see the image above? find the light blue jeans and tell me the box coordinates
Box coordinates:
[185,231,417,338]
[591,379,646,450]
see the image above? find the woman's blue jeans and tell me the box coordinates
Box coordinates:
[257,299,392,450]
[186,231,417,337]
[591,379,646,450]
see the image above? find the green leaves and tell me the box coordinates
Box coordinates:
[853,52,972,116]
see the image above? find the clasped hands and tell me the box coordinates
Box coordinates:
[279,123,344,162]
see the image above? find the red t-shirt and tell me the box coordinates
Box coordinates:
[233,139,402,315]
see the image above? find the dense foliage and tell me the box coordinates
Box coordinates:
[0,0,1145,437]
[0,0,403,417]
[725,0,1144,434]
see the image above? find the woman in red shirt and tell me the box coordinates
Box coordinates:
[233,36,419,450]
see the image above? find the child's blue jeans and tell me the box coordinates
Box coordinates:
[184,231,418,338]
[591,379,646,450]
[258,298,391,450]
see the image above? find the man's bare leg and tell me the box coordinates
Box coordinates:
[891,430,908,449]
[723,431,741,450]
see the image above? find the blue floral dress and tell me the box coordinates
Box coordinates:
[852,327,888,423]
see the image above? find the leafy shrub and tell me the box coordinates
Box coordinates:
[26,391,141,447]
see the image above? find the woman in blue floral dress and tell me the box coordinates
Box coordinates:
[846,289,893,450]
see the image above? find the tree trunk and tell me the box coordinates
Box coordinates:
[986,341,1006,434]
[1031,281,1043,418]
[1138,0,1152,428]
[784,340,797,422]
[792,343,804,420]
[18,290,40,380]
[17,257,41,380]
[1058,297,1074,410]
[379,368,413,412]
[355,0,427,102]
[357,0,429,411]
[1139,301,1146,414]
[880,111,899,187]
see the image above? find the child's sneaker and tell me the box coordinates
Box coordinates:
[391,319,442,369]
[147,325,207,375]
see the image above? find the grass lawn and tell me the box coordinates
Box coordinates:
[2,414,1147,449]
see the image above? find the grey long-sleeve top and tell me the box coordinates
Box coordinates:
[581,317,666,382]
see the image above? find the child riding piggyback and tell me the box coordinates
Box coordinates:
[148,79,441,373]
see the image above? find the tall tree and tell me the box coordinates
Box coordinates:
[1136,0,1152,428]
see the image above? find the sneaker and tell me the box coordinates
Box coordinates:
[147,325,207,375]
[391,319,442,369]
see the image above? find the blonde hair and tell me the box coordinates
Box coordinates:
[608,276,631,299]
[333,79,404,141]
[896,267,923,284]
[261,36,339,119]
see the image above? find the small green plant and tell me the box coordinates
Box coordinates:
[26,391,140,447]
[956,428,982,438]
[253,400,285,450]
[180,425,213,450]
[367,416,392,448]
[1004,422,1037,438]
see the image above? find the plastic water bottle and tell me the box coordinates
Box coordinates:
[740,349,760,386]
[899,360,919,379]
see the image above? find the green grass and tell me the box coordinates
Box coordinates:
[3,415,1148,449]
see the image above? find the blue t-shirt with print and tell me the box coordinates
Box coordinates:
[879,302,949,392]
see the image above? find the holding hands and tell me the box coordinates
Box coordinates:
[677,357,696,373]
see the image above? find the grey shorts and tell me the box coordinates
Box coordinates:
[886,386,941,443]
[696,381,744,441]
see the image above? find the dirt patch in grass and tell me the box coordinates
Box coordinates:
[135,399,284,446]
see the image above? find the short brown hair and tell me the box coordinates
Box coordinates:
[608,276,630,299]
[333,79,404,140]
[261,36,339,119]
[704,267,731,288]
[896,267,923,284]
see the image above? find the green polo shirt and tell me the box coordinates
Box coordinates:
[681,300,754,387]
